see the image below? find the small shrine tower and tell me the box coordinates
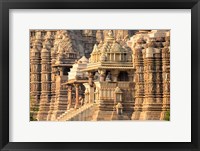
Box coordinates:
[82,30,135,120]
[46,30,78,120]
[66,56,89,109]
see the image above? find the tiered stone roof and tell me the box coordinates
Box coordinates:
[85,30,133,71]
[51,30,79,66]
[68,56,89,81]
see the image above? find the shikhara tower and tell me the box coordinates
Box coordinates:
[30,30,170,121]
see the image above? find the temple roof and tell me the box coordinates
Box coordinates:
[52,30,79,66]
[55,30,77,54]
[68,56,88,81]
[91,30,129,54]
[86,30,133,72]
[78,56,89,64]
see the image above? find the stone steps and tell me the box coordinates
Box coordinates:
[56,103,95,121]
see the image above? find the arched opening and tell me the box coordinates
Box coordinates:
[117,71,129,81]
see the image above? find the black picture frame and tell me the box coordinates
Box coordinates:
[0,0,199,151]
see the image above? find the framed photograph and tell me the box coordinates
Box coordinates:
[0,0,199,151]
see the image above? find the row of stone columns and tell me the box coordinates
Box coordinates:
[67,83,83,110]
[129,30,170,120]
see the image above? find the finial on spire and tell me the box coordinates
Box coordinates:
[108,30,114,37]
[94,44,98,49]
[106,30,114,41]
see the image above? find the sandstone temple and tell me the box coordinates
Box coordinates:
[30,30,170,121]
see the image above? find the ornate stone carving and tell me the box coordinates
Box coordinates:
[128,30,170,120]
[30,30,170,121]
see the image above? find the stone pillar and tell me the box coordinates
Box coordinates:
[67,85,72,110]
[128,33,146,120]
[87,72,95,103]
[47,36,57,121]
[47,31,60,120]
[94,88,99,103]
[111,70,119,82]
[84,88,89,104]
[30,31,42,99]
[114,87,123,104]
[50,70,68,120]
[37,31,52,121]
[160,31,170,120]
[139,38,155,120]
[139,30,166,120]
[83,83,95,104]
[30,31,42,120]
[127,70,134,82]
[154,33,165,119]
[89,86,94,103]
[59,67,63,76]
[88,72,94,86]
[74,84,79,109]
